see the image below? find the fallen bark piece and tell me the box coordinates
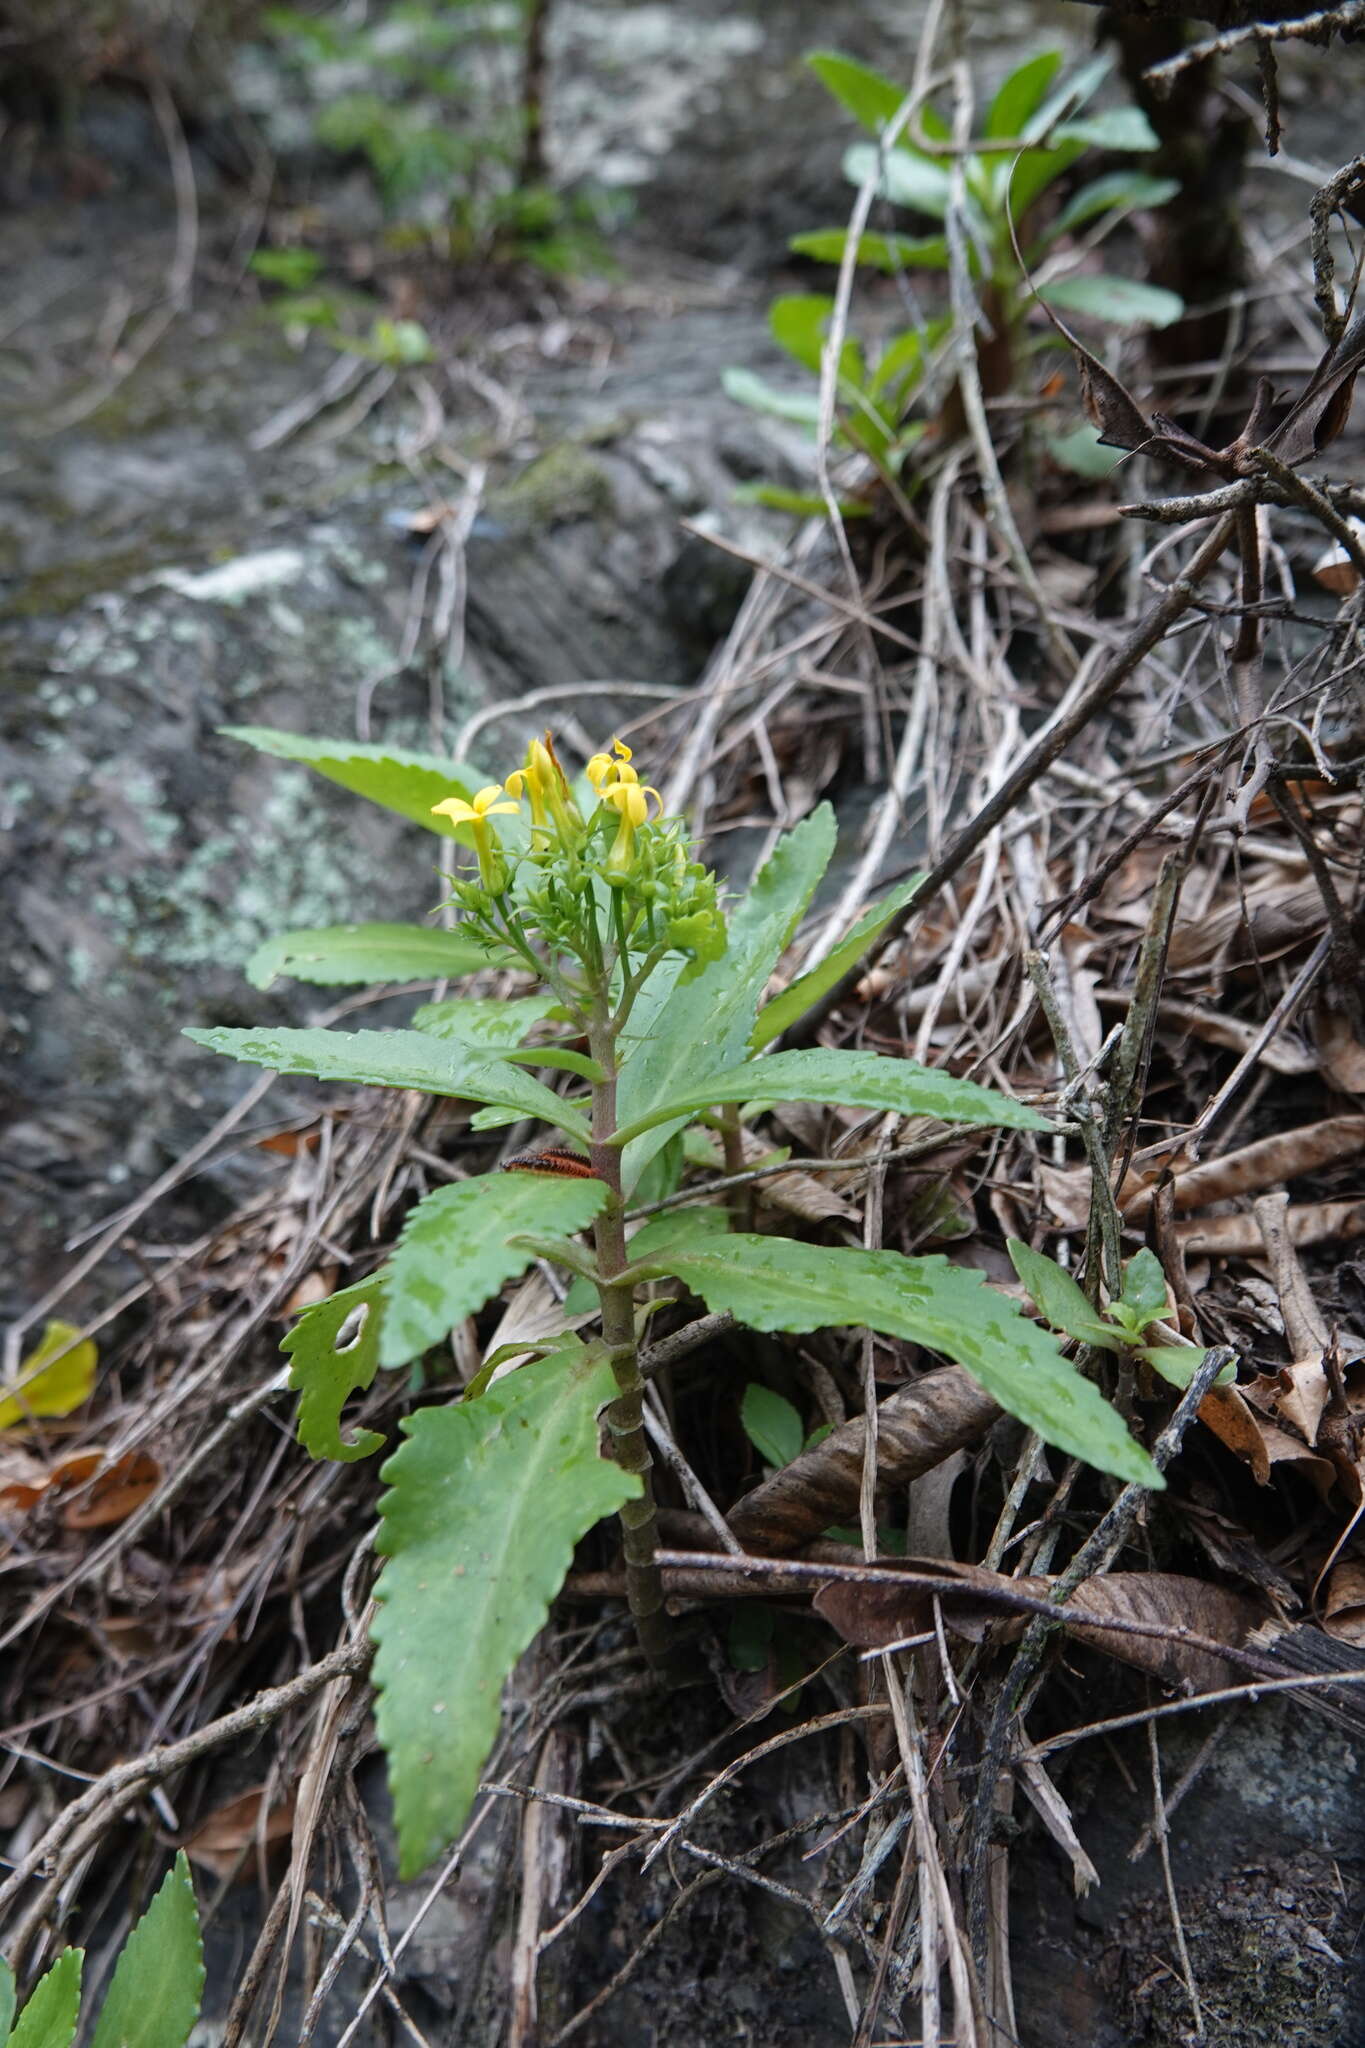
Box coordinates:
[726,1365,1000,1555]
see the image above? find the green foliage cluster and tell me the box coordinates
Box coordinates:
[260,1,612,285]
[726,47,1185,506]
[188,724,1167,1881]
[1,1856,202,2048]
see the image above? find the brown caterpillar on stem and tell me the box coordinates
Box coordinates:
[500,1146,595,1178]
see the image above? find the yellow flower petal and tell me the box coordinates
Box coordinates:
[431,795,478,825]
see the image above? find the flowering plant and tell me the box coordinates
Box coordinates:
[189,724,1159,1877]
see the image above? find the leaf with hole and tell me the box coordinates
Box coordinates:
[381,1174,607,1367]
[284,1274,388,1462]
[372,1346,640,1876]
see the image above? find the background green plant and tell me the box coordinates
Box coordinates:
[188,726,1166,1881]
[725,46,1184,506]
[0,1856,202,2048]
[262,0,612,279]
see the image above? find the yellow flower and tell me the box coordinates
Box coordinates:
[601,776,659,880]
[586,737,635,793]
[505,734,581,848]
[431,784,521,829]
[431,783,520,889]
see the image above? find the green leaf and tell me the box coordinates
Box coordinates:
[843,142,950,219]
[751,872,924,1050]
[246,922,495,990]
[382,1175,607,1367]
[1046,424,1123,480]
[500,1045,606,1083]
[790,229,948,274]
[1001,137,1088,220]
[769,294,863,382]
[250,246,323,289]
[732,483,871,519]
[412,995,560,1045]
[985,51,1064,140]
[616,807,837,1194]
[1006,1239,1120,1350]
[89,1853,203,2048]
[9,1952,83,2048]
[372,1347,640,1876]
[807,50,908,136]
[1138,1346,1228,1390]
[614,1046,1051,1148]
[644,1237,1161,1487]
[284,1274,387,1462]
[741,1384,805,1468]
[1023,53,1112,141]
[623,1203,731,1274]
[1118,1248,1170,1331]
[184,1027,592,1147]
[219,728,485,836]
[721,367,821,426]
[1,1963,15,2044]
[1047,171,1180,241]
[1037,274,1184,329]
[1056,106,1159,153]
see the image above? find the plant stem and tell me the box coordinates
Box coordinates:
[585,993,671,1667]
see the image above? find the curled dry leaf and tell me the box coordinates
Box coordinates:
[1311,520,1365,596]
[1167,877,1324,973]
[1198,1382,1336,1494]
[726,1364,1000,1555]
[1317,1009,1365,1097]
[1244,1361,1332,1448]
[1126,1115,1365,1221]
[184,1785,297,1881]
[1093,989,1317,1077]
[1322,1562,1365,1645]
[1177,1200,1365,1258]
[813,1561,1263,1695]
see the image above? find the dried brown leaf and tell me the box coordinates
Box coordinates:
[813,1563,1261,1694]
[1322,1562,1365,1645]
[727,1366,999,1555]
[1177,1201,1365,1257]
[1317,1010,1365,1097]
[184,1786,297,1881]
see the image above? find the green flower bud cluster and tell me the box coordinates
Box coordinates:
[431,732,727,980]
